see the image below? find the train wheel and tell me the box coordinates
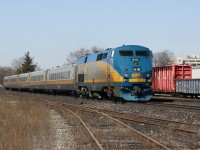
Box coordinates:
[119,98,126,104]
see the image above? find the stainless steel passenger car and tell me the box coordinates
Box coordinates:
[3,66,76,93]
[18,73,30,90]
[29,70,47,90]
[3,75,19,90]
[46,66,76,92]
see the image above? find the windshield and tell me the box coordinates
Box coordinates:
[136,51,149,56]
[119,50,133,56]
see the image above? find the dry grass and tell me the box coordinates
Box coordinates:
[0,98,51,150]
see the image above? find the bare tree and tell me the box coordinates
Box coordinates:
[65,47,104,65]
[153,50,175,67]
[11,57,23,70]
[0,66,16,85]
[91,46,104,53]
[186,55,192,59]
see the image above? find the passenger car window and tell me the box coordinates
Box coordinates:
[78,74,84,82]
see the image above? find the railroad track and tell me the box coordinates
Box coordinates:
[67,95,200,112]
[81,105,200,134]
[143,102,200,111]
[152,95,200,104]
[2,90,200,149]
[152,103,200,111]
[41,100,170,150]
[42,100,200,149]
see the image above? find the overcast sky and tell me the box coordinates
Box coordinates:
[0,0,200,69]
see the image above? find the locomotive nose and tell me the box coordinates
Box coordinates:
[131,87,142,97]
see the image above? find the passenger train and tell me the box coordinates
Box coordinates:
[3,45,153,101]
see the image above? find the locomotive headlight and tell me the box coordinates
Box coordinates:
[124,73,128,77]
[133,67,137,71]
[137,67,141,71]
[133,67,141,71]
[123,78,129,82]
[147,73,150,77]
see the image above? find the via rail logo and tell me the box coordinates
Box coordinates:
[132,73,141,78]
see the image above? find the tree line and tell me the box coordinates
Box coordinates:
[0,47,175,85]
[0,51,37,85]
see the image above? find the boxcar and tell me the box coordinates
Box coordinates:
[176,79,200,98]
[152,64,192,94]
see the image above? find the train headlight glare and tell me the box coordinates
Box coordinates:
[147,74,150,77]
[133,67,141,71]
[123,78,129,82]
[137,67,141,71]
[124,73,128,77]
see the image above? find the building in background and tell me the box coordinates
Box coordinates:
[175,54,200,79]
[175,54,200,68]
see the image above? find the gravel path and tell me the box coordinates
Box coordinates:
[49,109,76,150]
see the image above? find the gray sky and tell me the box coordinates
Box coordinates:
[0,0,200,69]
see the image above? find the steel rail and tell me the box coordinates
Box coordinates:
[152,96,200,105]
[78,104,200,129]
[112,116,198,135]
[60,103,200,135]
[144,103,200,111]
[42,101,104,150]
[89,107,200,128]
[59,103,170,150]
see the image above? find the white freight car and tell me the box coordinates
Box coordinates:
[192,68,200,79]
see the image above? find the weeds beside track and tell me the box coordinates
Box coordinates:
[0,97,51,150]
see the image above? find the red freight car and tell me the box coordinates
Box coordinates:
[152,64,192,94]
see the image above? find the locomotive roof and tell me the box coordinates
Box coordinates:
[76,45,150,64]
[77,45,149,58]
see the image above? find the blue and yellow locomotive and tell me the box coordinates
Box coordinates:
[3,45,153,102]
[76,45,153,101]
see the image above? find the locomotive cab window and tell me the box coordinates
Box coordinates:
[84,57,87,63]
[103,53,108,59]
[119,51,133,56]
[136,51,149,56]
[97,53,103,61]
